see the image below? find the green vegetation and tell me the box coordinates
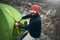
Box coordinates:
[0,3,25,40]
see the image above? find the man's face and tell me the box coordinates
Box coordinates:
[29,10,37,16]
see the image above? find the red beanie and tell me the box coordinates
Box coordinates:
[31,4,40,12]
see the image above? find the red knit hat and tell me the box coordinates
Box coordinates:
[31,4,40,13]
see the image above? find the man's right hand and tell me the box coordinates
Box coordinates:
[15,18,22,27]
[16,18,22,23]
[15,22,19,27]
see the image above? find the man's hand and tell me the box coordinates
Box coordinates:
[16,18,22,23]
[15,18,22,27]
[15,22,19,27]
[15,18,22,26]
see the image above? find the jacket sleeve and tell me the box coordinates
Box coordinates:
[18,19,41,30]
[22,14,31,19]
[18,20,35,30]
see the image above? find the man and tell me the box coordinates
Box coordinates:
[15,4,42,40]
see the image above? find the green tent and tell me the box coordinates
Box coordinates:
[0,3,25,40]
